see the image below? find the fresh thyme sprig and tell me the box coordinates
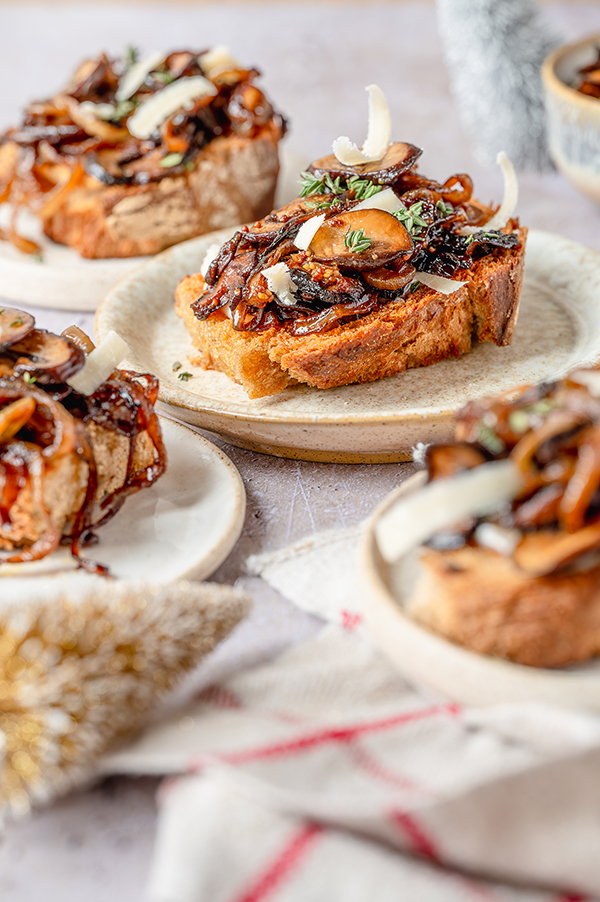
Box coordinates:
[298,171,344,198]
[160,152,184,168]
[394,201,429,237]
[346,176,383,201]
[177,371,194,382]
[343,227,371,254]
[112,99,137,122]
[436,199,454,217]
[125,45,139,68]
[154,70,175,86]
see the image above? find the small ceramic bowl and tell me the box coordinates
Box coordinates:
[542,33,600,204]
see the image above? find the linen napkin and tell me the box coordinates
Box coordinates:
[101,528,600,902]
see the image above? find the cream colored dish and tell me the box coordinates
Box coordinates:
[95,228,600,463]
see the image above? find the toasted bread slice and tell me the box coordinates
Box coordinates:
[409,544,600,668]
[175,227,527,399]
[40,127,281,259]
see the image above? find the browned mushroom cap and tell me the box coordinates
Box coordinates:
[363,263,415,292]
[9,329,85,384]
[308,142,423,186]
[62,325,95,354]
[309,209,413,271]
[513,522,600,577]
[0,308,36,350]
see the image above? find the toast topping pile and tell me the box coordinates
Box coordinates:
[0,309,166,572]
[192,143,521,337]
[0,46,286,254]
[422,372,600,578]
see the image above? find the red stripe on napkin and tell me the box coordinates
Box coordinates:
[391,810,439,861]
[220,704,459,765]
[232,824,323,902]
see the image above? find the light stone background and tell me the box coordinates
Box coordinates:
[1,2,600,899]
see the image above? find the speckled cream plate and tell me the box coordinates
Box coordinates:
[0,417,245,590]
[0,149,304,312]
[360,473,600,711]
[95,228,600,463]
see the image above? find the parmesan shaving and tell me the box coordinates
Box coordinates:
[200,243,222,278]
[67,331,130,396]
[116,51,166,102]
[375,459,524,563]
[569,370,600,397]
[458,151,518,235]
[332,84,391,166]
[79,101,117,121]
[413,271,468,295]
[353,187,403,214]
[262,262,299,307]
[294,213,326,251]
[127,76,217,140]
[475,523,522,557]
[198,45,241,77]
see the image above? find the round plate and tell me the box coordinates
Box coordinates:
[0,148,305,312]
[95,229,600,463]
[0,417,245,589]
[360,473,600,711]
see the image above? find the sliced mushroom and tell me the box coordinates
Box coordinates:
[513,522,600,577]
[363,263,415,291]
[0,308,35,350]
[62,325,96,354]
[0,397,36,444]
[308,142,423,186]
[9,329,85,384]
[426,443,488,482]
[309,209,413,271]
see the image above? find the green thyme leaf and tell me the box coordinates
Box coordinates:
[299,171,327,198]
[31,253,43,263]
[125,45,139,68]
[528,399,556,417]
[177,371,193,382]
[172,361,183,372]
[477,422,505,454]
[154,70,175,85]
[323,173,343,195]
[393,201,428,238]
[343,227,371,254]
[23,372,37,384]
[346,175,383,201]
[464,234,475,246]
[160,152,184,168]
[436,200,454,217]
[185,160,194,171]
[508,410,530,435]
[409,280,421,294]
[112,99,136,121]
[10,317,22,327]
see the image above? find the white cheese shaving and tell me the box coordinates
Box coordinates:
[262,262,299,307]
[198,45,241,77]
[353,187,403,214]
[200,243,222,278]
[475,522,522,557]
[67,331,130,396]
[570,370,600,397]
[79,101,117,121]
[458,151,518,235]
[116,51,166,102]
[293,213,326,251]
[413,271,468,295]
[332,84,391,166]
[375,459,524,563]
[127,76,217,140]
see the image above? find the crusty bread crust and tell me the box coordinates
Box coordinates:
[42,126,281,259]
[409,544,600,668]
[175,227,527,398]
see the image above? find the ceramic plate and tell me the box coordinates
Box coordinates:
[360,473,600,712]
[0,148,305,312]
[0,417,245,593]
[95,229,600,463]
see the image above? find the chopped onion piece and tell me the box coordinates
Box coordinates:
[198,45,241,77]
[116,51,166,102]
[67,331,130,396]
[458,151,518,235]
[354,187,403,214]
[294,213,326,251]
[200,243,222,277]
[79,101,117,121]
[262,262,299,307]
[375,459,524,563]
[128,76,217,140]
[413,271,468,295]
[475,523,522,556]
[332,84,391,165]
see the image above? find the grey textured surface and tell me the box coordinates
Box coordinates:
[1,2,600,900]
